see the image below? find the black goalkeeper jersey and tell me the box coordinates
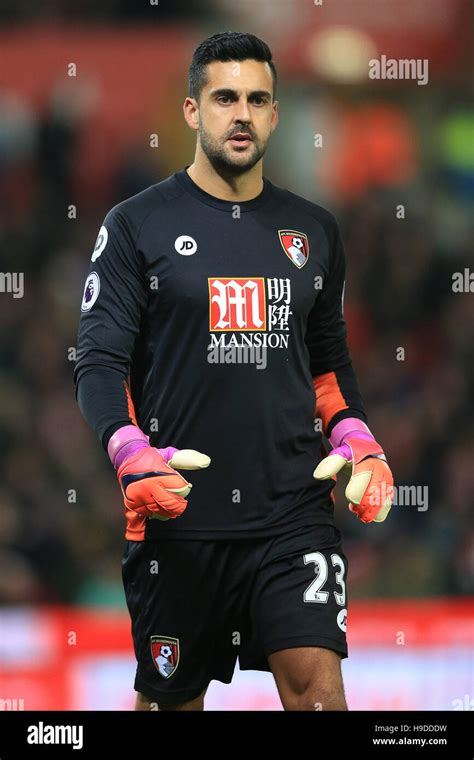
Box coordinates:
[74,166,368,540]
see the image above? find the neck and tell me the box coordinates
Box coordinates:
[186,146,264,202]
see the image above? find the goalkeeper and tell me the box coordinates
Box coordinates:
[74,30,393,713]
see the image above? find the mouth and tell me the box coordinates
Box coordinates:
[227,133,253,148]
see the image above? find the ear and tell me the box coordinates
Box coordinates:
[183,97,199,131]
[270,100,279,133]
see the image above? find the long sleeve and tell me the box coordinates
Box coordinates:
[305,215,368,438]
[73,204,148,448]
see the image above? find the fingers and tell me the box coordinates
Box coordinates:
[349,496,392,524]
[152,478,189,513]
[123,474,189,521]
[345,471,372,505]
[347,465,394,523]
[313,453,349,480]
[373,499,392,523]
[148,487,189,521]
[150,446,211,520]
[167,449,211,470]
[149,493,187,521]
[167,482,192,498]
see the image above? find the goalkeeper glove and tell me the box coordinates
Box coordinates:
[313,419,393,524]
[108,425,210,521]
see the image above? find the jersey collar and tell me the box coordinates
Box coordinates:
[175,165,273,212]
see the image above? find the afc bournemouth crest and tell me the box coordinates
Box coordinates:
[151,636,180,679]
[278,230,309,269]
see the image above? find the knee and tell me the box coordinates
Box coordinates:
[281,685,348,711]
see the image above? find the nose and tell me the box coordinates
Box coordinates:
[233,97,252,125]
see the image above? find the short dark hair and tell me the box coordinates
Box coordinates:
[188,31,277,102]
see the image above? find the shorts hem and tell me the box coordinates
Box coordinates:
[263,635,348,660]
[134,674,233,705]
[134,677,210,706]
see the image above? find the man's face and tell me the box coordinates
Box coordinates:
[191,59,278,176]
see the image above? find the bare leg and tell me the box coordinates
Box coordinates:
[269,647,348,711]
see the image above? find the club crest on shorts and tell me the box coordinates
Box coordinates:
[150,636,180,679]
[278,230,309,269]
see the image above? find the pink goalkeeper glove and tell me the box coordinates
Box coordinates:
[108,425,210,521]
[313,419,394,524]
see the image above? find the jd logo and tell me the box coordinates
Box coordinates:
[175,235,197,255]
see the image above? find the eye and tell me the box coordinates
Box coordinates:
[217,95,232,104]
[252,96,267,105]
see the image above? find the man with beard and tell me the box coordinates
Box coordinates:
[74,31,393,711]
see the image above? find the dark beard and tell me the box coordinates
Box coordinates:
[198,126,266,177]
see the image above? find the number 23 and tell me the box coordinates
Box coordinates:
[303,552,346,605]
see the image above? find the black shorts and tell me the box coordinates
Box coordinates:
[122,523,349,706]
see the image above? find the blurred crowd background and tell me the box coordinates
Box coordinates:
[0,0,473,609]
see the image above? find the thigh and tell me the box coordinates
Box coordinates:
[250,524,349,661]
[122,539,238,706]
